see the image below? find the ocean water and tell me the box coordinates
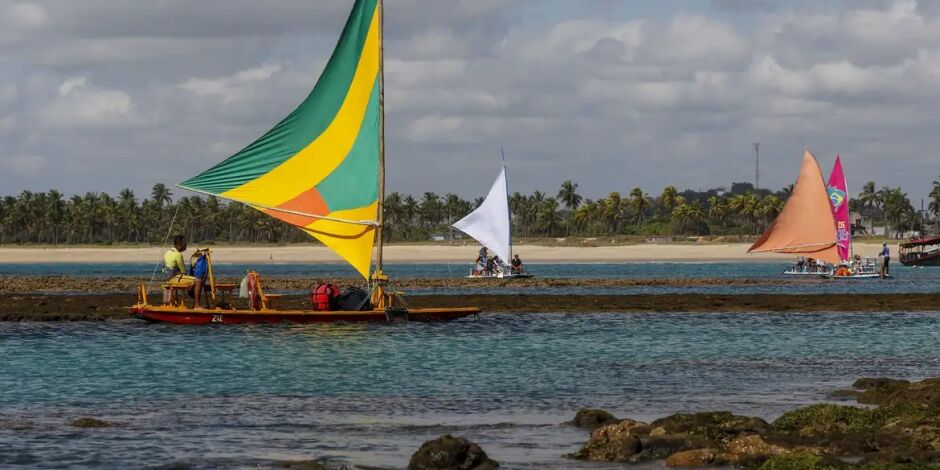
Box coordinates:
[1,312,939,469]
[0,262,936,295]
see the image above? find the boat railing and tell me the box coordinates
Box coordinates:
[784,263,832,274]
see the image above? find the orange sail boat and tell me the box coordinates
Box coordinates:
[748,150,841,274]
[130,0,479,324]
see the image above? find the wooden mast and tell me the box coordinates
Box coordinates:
[371,0,389,307]
[375,0,386,276]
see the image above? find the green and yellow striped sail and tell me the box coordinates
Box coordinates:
[180,0,381,278]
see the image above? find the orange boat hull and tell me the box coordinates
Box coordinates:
[129,305,480,324]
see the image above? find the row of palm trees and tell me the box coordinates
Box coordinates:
[855,182,933,237]
[0,179,932,245]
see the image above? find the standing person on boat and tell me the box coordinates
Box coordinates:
[879,243,891,276]
[511,255,524,275]
[163,235,203,309]
[473,247,488,276]
[796,256,806,273]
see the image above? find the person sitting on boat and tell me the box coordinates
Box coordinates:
[484,256,497,277]
[472,247,489,275]
[879,243,891,275]
[511,255,524,275]
[163,235,203,309]
[491,256,504,276]
[835,264,851,277]
[472,257,485,276]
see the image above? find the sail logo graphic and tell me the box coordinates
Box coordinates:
[828,186,846,209]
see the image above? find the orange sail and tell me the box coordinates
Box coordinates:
[748,150,840,263]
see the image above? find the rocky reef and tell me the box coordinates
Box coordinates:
[70,417,115,428]
[569,377,940,468]
[408,434,499,470]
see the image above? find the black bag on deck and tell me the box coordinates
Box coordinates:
[337,287,372,311]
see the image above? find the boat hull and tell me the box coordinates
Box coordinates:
[465,273,535,279]
[130,305,480,325]
[900,253,940,267]
[819,273,890,280]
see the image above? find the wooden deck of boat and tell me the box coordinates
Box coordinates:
[130,305,480,324]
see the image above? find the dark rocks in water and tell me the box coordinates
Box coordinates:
[772,404,883,435]
[649,411,772,445]
[635,433,716,462]
[853,377,911,390]
[276,461,326,470]
[70,417,114,428]
[757,451,848,470]
[408,434,499,470]
[570,377,940,468]
[567,419,647,462]
[570,408,622,430]
[665,448,727,467]
[0,418,34,431]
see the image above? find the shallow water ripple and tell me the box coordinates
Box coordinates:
[1,312,939,468]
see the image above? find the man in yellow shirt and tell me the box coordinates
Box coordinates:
[163,235,203,308]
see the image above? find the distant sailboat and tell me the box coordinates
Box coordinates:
[452,154,532,279]
[824,155,887,279]
[749,150,841,272]
[827,155,851,261]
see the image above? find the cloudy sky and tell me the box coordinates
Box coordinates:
[2,0,939,204]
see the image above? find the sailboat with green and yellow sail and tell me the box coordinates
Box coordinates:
[130,0,480,324]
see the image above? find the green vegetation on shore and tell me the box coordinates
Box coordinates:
[0,179,935,245]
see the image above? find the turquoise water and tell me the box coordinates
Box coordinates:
[1,312,939,468]
[1,262,936,295]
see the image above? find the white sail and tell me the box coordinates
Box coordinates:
[452,167,511,263]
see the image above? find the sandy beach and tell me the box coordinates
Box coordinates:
[0,242,892,264]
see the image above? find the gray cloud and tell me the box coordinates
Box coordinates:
[1,0,939,206]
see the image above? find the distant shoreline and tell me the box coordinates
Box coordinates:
[0,242,893,264]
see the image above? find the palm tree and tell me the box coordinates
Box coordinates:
[151,183,172,208]
[881,187,914,237]
[443,193,465,225]
[538,198,561,236]
[45,190,65,244]
[118,188,138,242]
[727,193,760,232]
[420,192,441,229]
[602,192,624,234]
[672,200,706,234]
[573,200,598,235]
[628,187,651,228]
[557,180,582,211]
[557,180,582,236]
[929,178,940,234]
[707,195,728,228]
[659,186,678,216]
[757,195,784,229]
[858,181,879,234]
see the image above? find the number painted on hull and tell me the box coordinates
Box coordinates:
[211,314,223,323]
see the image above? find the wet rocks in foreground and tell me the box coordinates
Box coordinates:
[408,434,499,470]
[570,408,623,430]
[276,461,327,470]
[569,376,940,468]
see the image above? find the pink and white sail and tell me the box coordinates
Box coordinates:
[826,155,851,261]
